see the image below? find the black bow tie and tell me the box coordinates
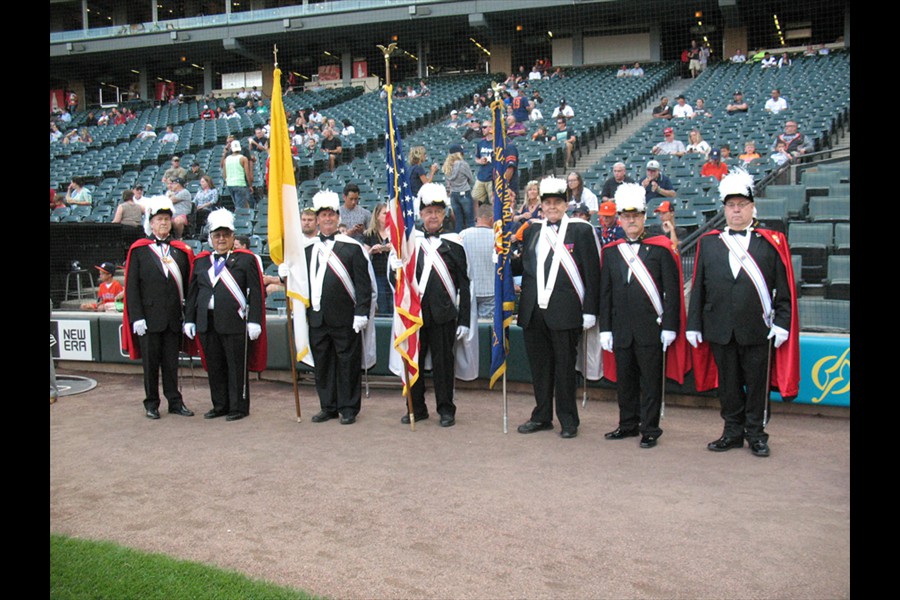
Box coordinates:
[728,229,748,236]
[214,253,228,261]
[319,234,335,242]
[626,239,642,245]
[155,237,171,245]
[424,230,443,238]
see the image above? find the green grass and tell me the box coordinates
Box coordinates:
[51,534,325,600]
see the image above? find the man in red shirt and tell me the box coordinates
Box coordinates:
[700,149,729,181]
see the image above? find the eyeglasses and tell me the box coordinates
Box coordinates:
[724,200,753,209]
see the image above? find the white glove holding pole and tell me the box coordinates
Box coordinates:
[247,323,262,340]
[133,319,147,336]
[600,331,613,352]
[768,325,789,348]
[353,315,368,333]
[686,331,702,348]
[183,323,196,340]
[661,330,676,351]
[455,326,469,341]
[389,255,403,270]
[582,314,596,331]
[277,262,291,278]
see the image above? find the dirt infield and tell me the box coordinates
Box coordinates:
[50,367,849,599]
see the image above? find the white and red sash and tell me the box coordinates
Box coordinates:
[537,216,585,308]
[720,229,774,327]
[207,254,248,319]
[310,238,356,311]
[149,242,185,304]
[417,231,458,306]
[617,241,664,324]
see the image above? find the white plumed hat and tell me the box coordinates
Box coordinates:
[207,208,235,232]
[614,182,647,213]
[143,195,174,236]
[417,182,449,210]
[312,190,340,212]
[539,176,567,200]
[718,167,756,203]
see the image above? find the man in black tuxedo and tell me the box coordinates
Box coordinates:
[123,196,195,420]
[600,183,682,449]
[687,170,796,457]
[515,177,601,438]
[304,190,372,425]
[184,208,265,422]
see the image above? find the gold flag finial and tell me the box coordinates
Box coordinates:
[377,43,398,87]
[273,44,279,68]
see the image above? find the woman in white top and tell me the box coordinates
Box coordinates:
[685,129,711,159]
[565,171,598,216]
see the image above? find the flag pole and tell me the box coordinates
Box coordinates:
[285,290,302,422]
[502,371,508,434]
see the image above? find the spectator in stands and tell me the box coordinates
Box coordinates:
[772,120,814,158]
[248,126,269,156]
[554,117,577,167]
[513,179,542,224]
[778,52,793,68]
[531,124,550,143]
[221,106,240,119]
[506,115,526,138]
[250,86,263,101]
[460,204,496,319]
[80,262,124,312]
[529,65,543,81]
[50,123,63,143]
[167,177,192,239]
[472,122,494,205]
[447,109,461,129]
[646,201,686,249]
[193,175,219,231]
[764,89,788,114]
[362,202,392,316]
[50,188,64,211]
[548,67,564,80]
[340,119,355,137]
[686,129,712,158]
[244,100,257,115]
[97,111,110,126]
[65,176,92,207]
[223,140,254,209]
[185,161,205,183]
[418,79,431,96]
[652,96,673,120]
[568,203,591,222]
[760,52,777,69]
[699,43,710,72]
[443,143,475,232]
[640,160,676,202]
[338,183,371,243]
[700,149,729,181]
[726,90,749,114]
[672,95,694,119]
[200,104,216,120]
[652,127,686,157]
[616,65,629,78]
[462,112,483,141]
[62,128,83,145]
[409,145,439,202]
[769,140,791,167]
[739,140,761,164]
[162,156,187,184]
[630,62,644,77]
[136,124,156,139]
[552,98,575,120]
[601,161,634,202]
[566,171,599,217]
[692,98,712,119]
[731,49,747,63]
[113,189,145,227]
[132,184,145,205]
[719,144,732,161]
[688,40,701,77]
[59,109,73,124]
[803,45,817,57]
[300,206,317,239]
[818,43,830,55]
[160,125,179,144]
[597,201,625,246]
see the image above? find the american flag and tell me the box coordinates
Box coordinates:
[383,84,422,394]
[489,98,516,388]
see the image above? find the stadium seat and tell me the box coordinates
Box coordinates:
[798,298,850,333]
[788,222,832,284]
[823,255,850,300]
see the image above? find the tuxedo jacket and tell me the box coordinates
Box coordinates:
[516,217,601,330]
[600,235,681,347]
[185,249,264,334]
[687,229,791,346]
[125,238,193,334]
[303,235,372,329]
[413,232,471,328]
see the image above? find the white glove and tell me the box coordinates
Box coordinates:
[352,315,368,333]
[686,330,703,348]
[183,323,196,340]
[456,326,470,341]
[247,322,262,340]
[661,330,676,351]
[600,331,613,352]
[582,314,596,331]
[389,255,403,270]
[133,319,147,336]
[768,325,789,348]
[277,262,291,278]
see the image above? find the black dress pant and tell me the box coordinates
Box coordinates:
[410,319,457,417]
[140,329,183,411]
[200,310,250,416]
[710,337,770,443]
[523,307,581,430]
[614,342,663,437]
[310,323,362,417]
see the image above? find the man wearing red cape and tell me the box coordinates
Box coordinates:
[184,208,267,421]
[687,169,800,458]
[122,196,197,419]
[599,183,690,449]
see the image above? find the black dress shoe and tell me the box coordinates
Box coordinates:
[439,415,455,427]
[400,413,429,424]
[311,410,339,423]
[560,428,578,439]
[169,405,194,417]
[707,435,744,452]
[604,427,639,440]
[204,409,227,419]
[517,420,553,434]
[749,440,770,457]
[225,413,246,421]
[340,414,356,425]
[640,435,658,448]
[145,408,160,420]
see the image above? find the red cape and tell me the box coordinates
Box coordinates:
[689,229,801,399]
[601,235,691,384]
[121,238,197,360]
[193,249,268,372]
